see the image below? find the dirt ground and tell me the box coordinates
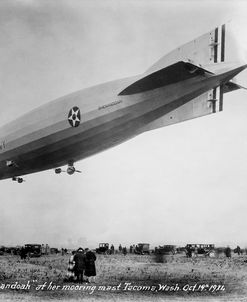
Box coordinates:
[1,252,247,301]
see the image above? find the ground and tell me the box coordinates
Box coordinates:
[0,252,247,301]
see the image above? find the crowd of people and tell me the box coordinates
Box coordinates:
[109,244,137,254]
[66,248,96,283]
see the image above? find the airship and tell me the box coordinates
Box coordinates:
[0,23,246,182]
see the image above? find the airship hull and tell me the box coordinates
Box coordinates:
[0,22,246,181]
[0,61,244,180]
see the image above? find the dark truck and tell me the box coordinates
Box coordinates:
[134,243,150,255]
[186,244,215,257]
[96,243,109,254]
[155,245,176,255]
[25,244,42,257]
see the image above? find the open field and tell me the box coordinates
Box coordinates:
[1,253,247,301]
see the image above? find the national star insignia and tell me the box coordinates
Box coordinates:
[68,106,81,127]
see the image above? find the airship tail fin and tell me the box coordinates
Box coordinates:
[145,22,247,92]
[118,22,247,132]
[141,63,247,132]
[119,58,246,132]
[146,24,227,74]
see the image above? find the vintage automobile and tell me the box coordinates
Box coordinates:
[155,245,176,255]
[134,243,150,255]
[186,244,215,257]
[25,244,42,257]
[96,243,109,254]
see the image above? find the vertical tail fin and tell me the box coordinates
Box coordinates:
[145,22,247,114]
[146,22,246,75]
[146,23,229,75]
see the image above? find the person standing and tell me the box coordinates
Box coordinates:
[129,245,133,254]
[119,244,122,253]
[123,247,127,256]
[74,248,86,283]
[225,246,231,258]
[236,246,241,256]
[110,244,115,255]
[85,249,97,283]
[20,246,27,260]
[66,251,75,282]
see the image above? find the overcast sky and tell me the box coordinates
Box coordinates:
[1,0,247,249]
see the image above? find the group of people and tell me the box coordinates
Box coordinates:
[67,248,96,283]
[109,244,135,254]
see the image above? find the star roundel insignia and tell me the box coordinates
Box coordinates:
[68,106,81,127]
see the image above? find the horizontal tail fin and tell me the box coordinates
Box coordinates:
[119,61,212,96]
